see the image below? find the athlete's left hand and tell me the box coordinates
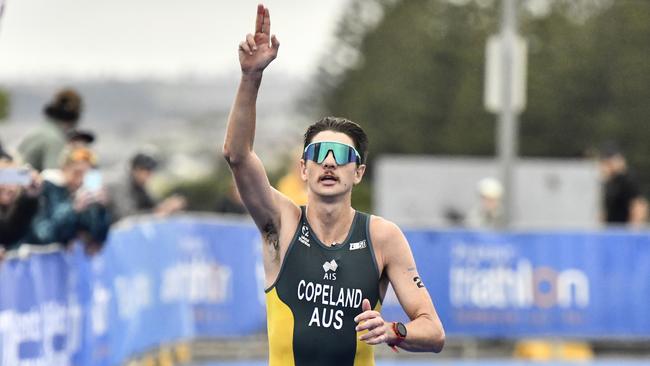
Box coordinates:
[354,298,390,345]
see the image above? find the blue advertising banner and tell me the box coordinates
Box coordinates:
[0,248,83,366]
[100,217,266,365]
[0,216,266,366]
[2,216,650,365]
[380,230,650,338]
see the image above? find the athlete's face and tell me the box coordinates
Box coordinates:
[301,131,366,198]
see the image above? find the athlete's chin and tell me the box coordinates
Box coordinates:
[312,187,349,198]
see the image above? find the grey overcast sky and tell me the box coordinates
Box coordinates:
[0,0,349,80]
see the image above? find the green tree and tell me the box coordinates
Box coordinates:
[308,0,499,161]
[306,0,650,196]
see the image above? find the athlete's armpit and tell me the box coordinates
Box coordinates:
[262,220,280,260]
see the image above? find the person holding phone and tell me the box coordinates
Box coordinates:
[0,151,42,257]
[8,147,111,255]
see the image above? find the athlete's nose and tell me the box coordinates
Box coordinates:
[322,150,337,168]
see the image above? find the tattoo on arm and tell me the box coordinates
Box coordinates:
[413,276,425,288]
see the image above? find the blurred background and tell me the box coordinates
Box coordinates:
[1,0,649,365]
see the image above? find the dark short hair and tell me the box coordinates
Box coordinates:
[303,117,369,164]
[67,129,96,144]
[131,153,158,171]
[599,141,623,160]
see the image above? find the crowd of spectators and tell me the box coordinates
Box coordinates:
[0,87,256,260]
[0,88,188,260]
[0,144,111,259]
[0,89,108,259]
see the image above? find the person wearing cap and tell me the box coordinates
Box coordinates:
[599,144,648,227]
[108,152,186,223]
[465,177,505,229]
[17,88,84,171]
[67,129,96,148]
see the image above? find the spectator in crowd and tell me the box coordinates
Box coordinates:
[10,147,111,254]
[276,147,308,206]
[466,177,504,229]
[108,152,186,222]
[18,88,84,171]
[599,144,648,227]
[0,150,42,258]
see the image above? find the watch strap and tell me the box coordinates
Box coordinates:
[388,322,406,352]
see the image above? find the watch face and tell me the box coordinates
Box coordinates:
[396,322,407,338]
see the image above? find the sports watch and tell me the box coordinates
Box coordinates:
[388,322,407,352]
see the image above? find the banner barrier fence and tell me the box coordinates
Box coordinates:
[1,215,648,365]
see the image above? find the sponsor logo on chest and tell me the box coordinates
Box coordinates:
[349,239,367,251]
[299,225,310,247]
[322,259,338,281]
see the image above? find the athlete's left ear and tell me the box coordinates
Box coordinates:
[353,164,366,185]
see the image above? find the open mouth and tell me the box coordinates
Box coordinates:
[319,174,339,183]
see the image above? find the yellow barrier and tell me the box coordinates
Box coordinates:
[514,340,593,361]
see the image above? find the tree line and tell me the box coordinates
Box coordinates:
[304,0,650,197]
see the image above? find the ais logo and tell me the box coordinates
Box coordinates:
[323,259,338,281]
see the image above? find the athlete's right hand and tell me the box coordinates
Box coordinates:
[238,4,280,75]
[355,299,390,345]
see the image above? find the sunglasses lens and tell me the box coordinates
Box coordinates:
[304,142,360,165]
[304,144,317,161]
[331,143,352,165]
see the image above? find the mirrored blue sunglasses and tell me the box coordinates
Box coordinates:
[303,141,361,165]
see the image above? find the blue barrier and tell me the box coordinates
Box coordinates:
[381,230,650,338]
[1,216,649,365]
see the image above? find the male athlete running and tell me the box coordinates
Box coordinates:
[223,5,445,365]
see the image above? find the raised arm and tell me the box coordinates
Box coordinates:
[222,5,286,234]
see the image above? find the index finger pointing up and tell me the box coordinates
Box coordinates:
[255,4,264,34]
[263,7,271,35]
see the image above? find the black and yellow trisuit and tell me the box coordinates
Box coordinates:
[266,206,382,366]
